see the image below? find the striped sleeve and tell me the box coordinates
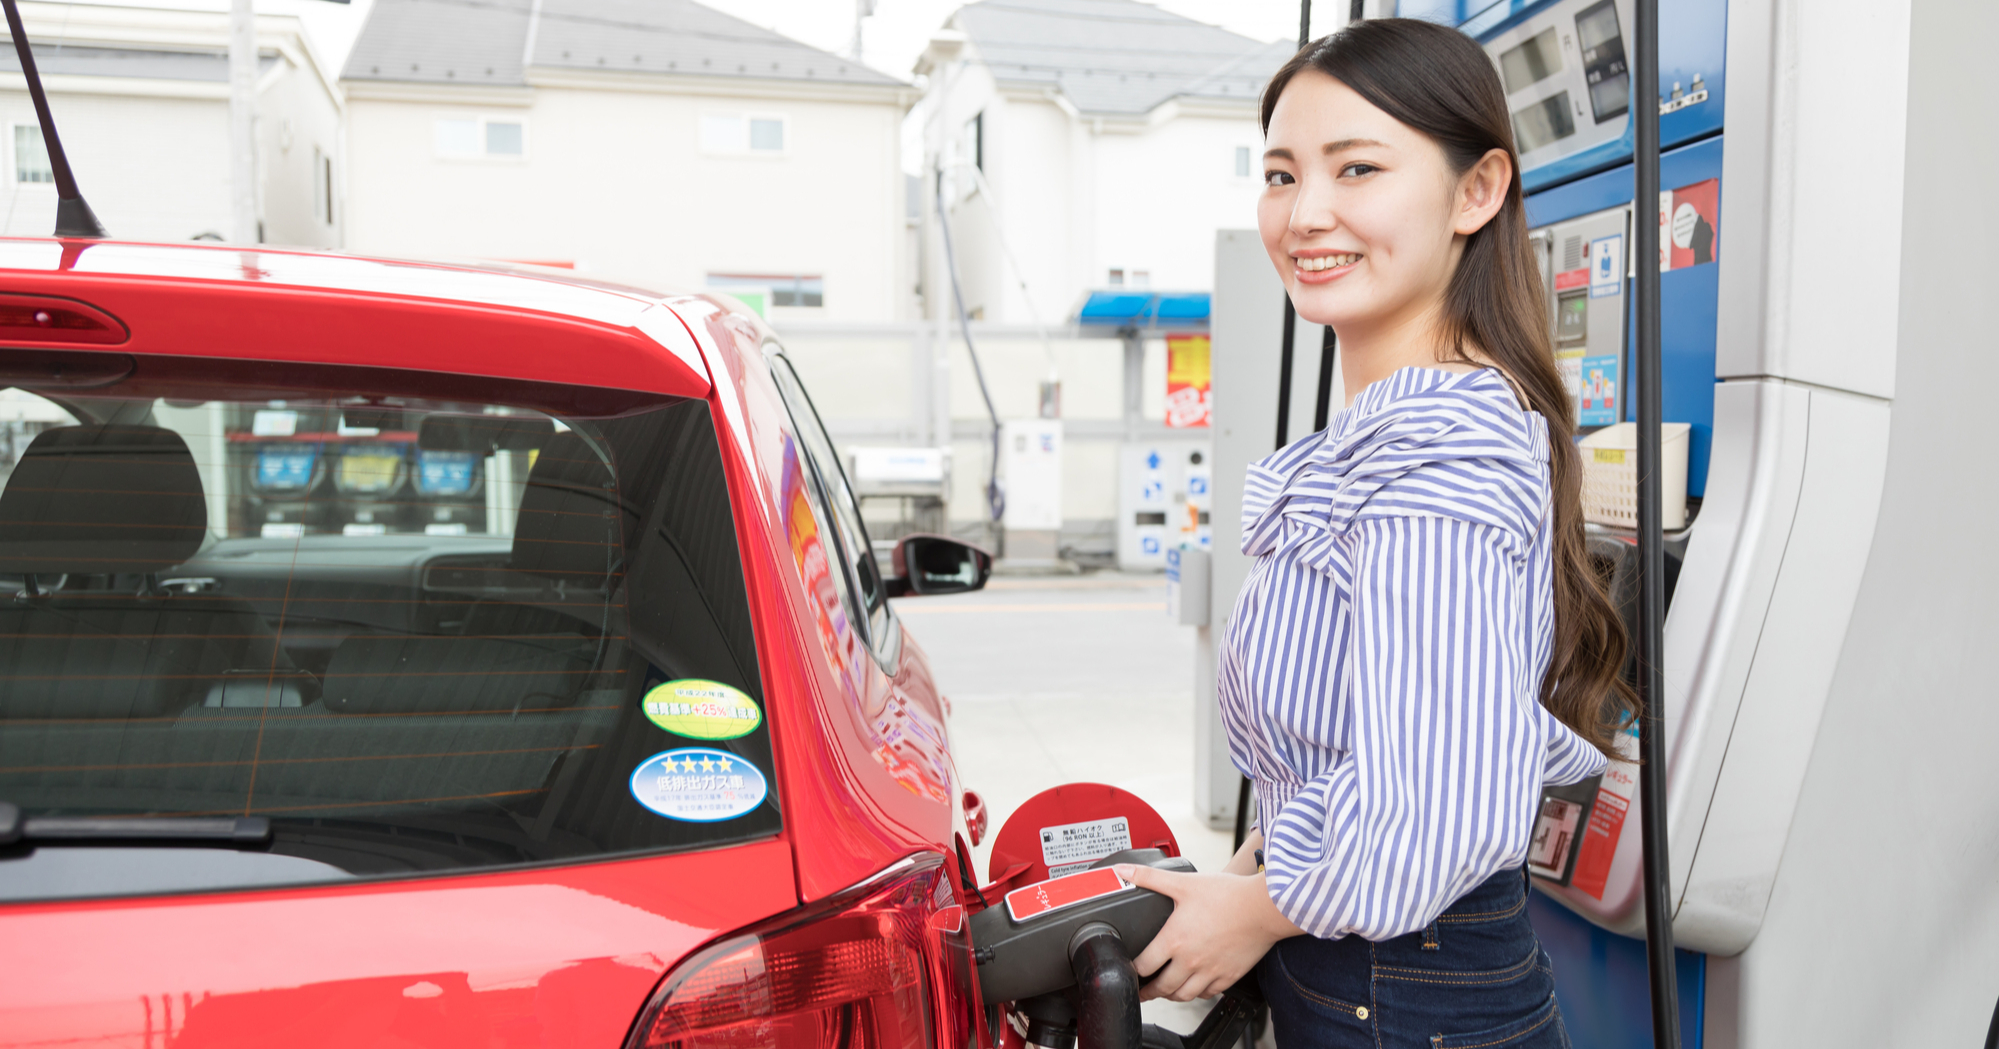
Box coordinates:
[1261,511,1547,941]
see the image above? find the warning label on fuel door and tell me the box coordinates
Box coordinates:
[1041,816,1133,878]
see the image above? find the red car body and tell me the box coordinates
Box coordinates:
[0,239,985,1049]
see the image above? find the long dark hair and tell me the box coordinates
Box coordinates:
[1260,18,1636,757]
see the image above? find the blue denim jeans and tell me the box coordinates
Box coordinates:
[1254,867,1570,1048]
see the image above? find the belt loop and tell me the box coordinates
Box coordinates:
[1421,919,1440,951]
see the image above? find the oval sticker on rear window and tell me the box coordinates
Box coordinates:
[630,748,768,822]
[641,679,762,740]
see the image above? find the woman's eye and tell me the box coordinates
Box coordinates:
[1340,163,1379,178]
[1264,170,1295,187]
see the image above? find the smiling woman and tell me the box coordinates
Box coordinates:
[1114,19,1636,1049]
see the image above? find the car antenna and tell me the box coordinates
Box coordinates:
[0,0,105,237]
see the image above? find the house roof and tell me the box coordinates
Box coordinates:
[0,46,280,83]
[343,0,903,89]
[948,0,1292,116]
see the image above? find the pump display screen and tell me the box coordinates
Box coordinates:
[1513,92,1577,154]
[255,447,317,491]
[1556,290,1589,348]
[417,450,478,496]
[1500,27,1564,95]
[336,444,404,493]
[1575,0,1630,123]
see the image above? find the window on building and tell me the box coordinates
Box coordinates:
[434,118,525,158]
[1234,145,1251,178]
[707,273,825,314]
[435,119,478,156]
[1108,269,1124,286]
[485,122,524,155]
[702,115,786,154]
[1132,270,1151,288]
[966,112,984,171]
[14,125,51,185]
[313,147,333,225]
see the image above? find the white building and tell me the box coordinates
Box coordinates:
[0,1,343,246]
[339,0,918,322]
[914,0,1290,325]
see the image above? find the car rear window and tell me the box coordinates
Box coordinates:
[0,352,777,902]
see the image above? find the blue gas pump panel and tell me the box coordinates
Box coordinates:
[417,450,480,497]
[1401,0,1726,191]
[254,447,319,491]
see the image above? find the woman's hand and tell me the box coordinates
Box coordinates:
[1115,861,1305,1003]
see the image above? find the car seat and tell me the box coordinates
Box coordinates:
[0,424,310,719]
[321,434,620,715]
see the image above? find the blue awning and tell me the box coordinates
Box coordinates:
[1074,290,1210,330]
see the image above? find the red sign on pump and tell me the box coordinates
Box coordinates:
[1004,867,1131,923]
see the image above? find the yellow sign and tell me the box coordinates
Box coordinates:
[1166,334,1211,428]
[642,679,763,740]
[1593,448,1628,464]
[337,448,403,493]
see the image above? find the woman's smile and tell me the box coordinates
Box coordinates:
[1292,251,1363,282]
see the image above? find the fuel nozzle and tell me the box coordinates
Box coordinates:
[1070,923,1142,1049]
[1011,923,1143,1049]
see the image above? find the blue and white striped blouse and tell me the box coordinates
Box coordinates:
[1218,366,1606,942]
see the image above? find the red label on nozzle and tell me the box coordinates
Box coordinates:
[1004,867,1130,923]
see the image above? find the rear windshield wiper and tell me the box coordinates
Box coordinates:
[0,803,271,846]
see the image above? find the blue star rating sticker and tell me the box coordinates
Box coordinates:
[631,748,767,823]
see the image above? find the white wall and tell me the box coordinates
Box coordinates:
[258,50,346,248]
[344,81,910,321]
[0,90,230,241]
[1090,113,1265,293]
[927,63,1266,326]
[0,10,341,247]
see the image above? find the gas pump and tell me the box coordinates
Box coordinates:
[412,447,486,535]
[237,403,336,538]
[1204,0,1935,1045]
[326,406,414,536]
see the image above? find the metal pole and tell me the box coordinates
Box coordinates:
[1238,0,1320,854]
[228,0,258,244]
[1632,0,1682,1044]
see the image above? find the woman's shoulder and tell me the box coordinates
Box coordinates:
[1243,368,1551,557]
[1336,366,1547,465]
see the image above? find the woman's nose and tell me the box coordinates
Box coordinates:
[1289,175,1339,237]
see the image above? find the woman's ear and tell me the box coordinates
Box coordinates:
[1454,148,1513,236]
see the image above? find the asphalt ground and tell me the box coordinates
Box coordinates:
[891,571,1240,1035]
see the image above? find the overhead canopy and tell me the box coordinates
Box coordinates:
[1073,290,1210,331]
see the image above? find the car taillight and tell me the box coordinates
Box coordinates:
[628,854,979,1049]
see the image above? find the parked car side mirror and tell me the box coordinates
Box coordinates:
[887,534,992,597]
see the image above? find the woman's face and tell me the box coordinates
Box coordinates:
[1258,69,1502,335]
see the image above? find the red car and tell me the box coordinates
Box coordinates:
[0,240,997,1049]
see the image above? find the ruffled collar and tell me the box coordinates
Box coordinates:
[1241,367,1548,565]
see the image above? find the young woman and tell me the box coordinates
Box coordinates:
[1116,19,1634,1048]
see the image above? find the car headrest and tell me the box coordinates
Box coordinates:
[0,424,207,575]
[510,433,630,587]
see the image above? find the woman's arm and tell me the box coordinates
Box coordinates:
[1222,828,1263,876]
